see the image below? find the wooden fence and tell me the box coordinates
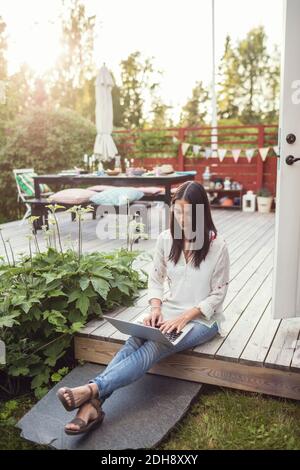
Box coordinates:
[112,124,278,195]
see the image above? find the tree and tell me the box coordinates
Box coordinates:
[237,26,270,123]
[217,27,280,124]
[263,44,280,123]
[217,36,240,120]
[32,78,48,107]
[179,81,209,126]
[49,0,96,116]
[119,51,161,128]
[0,16,7,82]
[150,98,173,128]
[0,16,8,147]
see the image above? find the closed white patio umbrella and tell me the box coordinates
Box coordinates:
[93,64,118,162]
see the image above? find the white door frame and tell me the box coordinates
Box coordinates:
[271,0,300,319]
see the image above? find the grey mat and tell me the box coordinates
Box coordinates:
[17,363,202,450]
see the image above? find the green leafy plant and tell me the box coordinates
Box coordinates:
[257,187,272,197]
[0,206,147,397]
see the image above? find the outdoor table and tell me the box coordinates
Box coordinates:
[33,172,195,206]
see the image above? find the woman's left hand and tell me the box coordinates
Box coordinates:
[158,312,191,334]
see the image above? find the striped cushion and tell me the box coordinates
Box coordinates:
[16,172,51,197]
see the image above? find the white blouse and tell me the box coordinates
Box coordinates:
[147,228,230,337]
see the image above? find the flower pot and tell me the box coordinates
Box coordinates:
[257,196,273,213]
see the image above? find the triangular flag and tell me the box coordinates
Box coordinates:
[245,148,255,163]
[205,147,212,159]
[218,148,227,162]
[172,136,179,144]
[181,143,190,156]
[259,147,269,162]
[192,145,200,156]
[232,148,241,163]
[273,145,279,156]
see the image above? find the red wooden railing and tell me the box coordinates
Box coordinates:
[112,124,278,195]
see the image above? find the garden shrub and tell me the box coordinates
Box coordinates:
[0,105,96,222]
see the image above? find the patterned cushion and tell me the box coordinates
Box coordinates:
[48,188,97,205]
[90,187,144,206]
[16,172,51,197]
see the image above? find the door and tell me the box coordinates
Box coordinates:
[271,0,300,319]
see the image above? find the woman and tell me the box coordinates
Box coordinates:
[57,180,230,435]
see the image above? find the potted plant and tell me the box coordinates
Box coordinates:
[256,187,273,213]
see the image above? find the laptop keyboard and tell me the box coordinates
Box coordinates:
[137,320,183,342]
[160,328,183,342]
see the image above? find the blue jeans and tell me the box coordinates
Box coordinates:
[89,320,219,405]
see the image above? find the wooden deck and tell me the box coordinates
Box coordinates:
[1,206,300,400]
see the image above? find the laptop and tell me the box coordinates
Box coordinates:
[102,312,194,347]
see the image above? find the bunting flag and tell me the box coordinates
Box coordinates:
[181,143,190,156]
[245,148,256,163]
[172,136,179,144]
[218,148,227,162]
[177,142,279,161]
[204,147,212,159]
[192,145,201,156]
[259,147,270,162]
[232,148,241,163]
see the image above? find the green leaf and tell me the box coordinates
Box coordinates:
[91,277,110,300]
[43,310,67,328]
[75,295,90,316]
[34,386,49,400]
[51,372,62,383]
[79,277,90,291]
[31,367,51,389]
[0,313,20,328]
[91,268,114,280]
[9,366,30,377]
[67,290,82,303]
[47,289,67,298]
[70,322,84,333]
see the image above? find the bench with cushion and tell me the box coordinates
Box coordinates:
[27,187,150,233]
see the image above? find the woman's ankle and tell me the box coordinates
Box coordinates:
[88,382,100,399]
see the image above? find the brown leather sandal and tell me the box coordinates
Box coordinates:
[64,398,105,436]
[57,384,98,412]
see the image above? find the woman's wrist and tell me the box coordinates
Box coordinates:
[150,305,161,312]
[149,298,162,309]
[189,306,203,320]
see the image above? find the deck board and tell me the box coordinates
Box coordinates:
[2,207,300,399]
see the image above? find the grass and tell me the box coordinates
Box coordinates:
[0,395,46,450]
[1,385,299,450]
[157,385,300,450]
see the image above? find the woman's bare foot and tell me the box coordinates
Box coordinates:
[64,401,99,432]
[58,383,99,409]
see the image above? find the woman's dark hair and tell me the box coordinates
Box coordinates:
[168,181,217,268]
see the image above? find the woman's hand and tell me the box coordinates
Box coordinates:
[143,306,163,327]
[158,311,192,334]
